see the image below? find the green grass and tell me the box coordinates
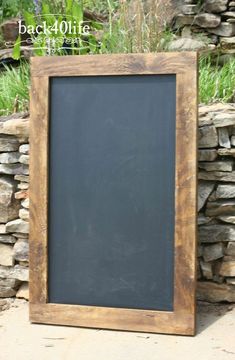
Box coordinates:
[100,0,174,54]
[199,56,235,104]
[0,62,30,116]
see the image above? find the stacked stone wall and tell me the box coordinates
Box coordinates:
[170,0,235,56]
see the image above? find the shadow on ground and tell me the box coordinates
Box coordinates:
[197,301,235,334]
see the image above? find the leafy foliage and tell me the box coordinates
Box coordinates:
[0,62,30,116]
[1,0,34,20]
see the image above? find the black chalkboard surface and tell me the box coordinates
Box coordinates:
[48,75,176,311]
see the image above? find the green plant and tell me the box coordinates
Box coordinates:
[83,0,118,14]
[1,0,34,21]
[0,62,30,116]
[199,56,235,104]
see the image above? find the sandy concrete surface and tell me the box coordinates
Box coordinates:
[0,300,235,360]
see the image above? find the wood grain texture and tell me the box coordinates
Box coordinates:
[174,66,198,333]
[29,74,49,304]
[30,303,195,336]
[31,52,197,77]
[29,52,198,335]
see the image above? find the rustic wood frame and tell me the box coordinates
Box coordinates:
[29,53,198,336]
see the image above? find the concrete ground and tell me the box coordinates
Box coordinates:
[0,300,235,360]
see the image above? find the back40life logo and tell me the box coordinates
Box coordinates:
[17,18,92,55]
[7,2,103,59]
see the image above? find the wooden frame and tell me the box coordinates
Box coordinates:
[29,53,198,336]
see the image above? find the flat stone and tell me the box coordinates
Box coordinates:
[194,13,221,28]
[168,38,207,51]
[213,113,235,127]
[208,22,235,36]
[0,266,11,278]
[231,135,235,146]
[0,278,18,288]
[199,171,235,182]
[0,152,20,164]
[220,36,235,48]
[15,190,28,200]
[199,126,218,148]
[0,235,16,244]
[197,281,235,302]
[217,148,235,156]
[19,208,29,221]
[13,239,29,262]
[204,0,229,13]
[219,261,235,276]
[0,164,29,175]
[218,128,231,148]
[17,182,29,190]
[226,278,235,285]
[198,245,203,258]
[16,282,29,300]
[200,260,213,279]
[223,255,235,261]
[0,225,6,234]
[0,135,19,152]
[0,244,14,266]
[198,214,212,225]
[199,115,213,127]
[0,118,29,138]
[21,198,29,209]
[0,18,19,43]
[18,261,28,266]
[12,232,28,238]
[198,181,215,211]
[181,26,192,38]
[199,103,235,115]
[173,14,194,29]
[0,176,20,222]
[0,286,16,298]
[13,265,29,281]
[6,219,29,234]
[19,154,29,165]
[182,4,199,14]
[219,216,235,224]
[225,242,235,255]
[0,265,28,281]
[203,243,224,262]
[14,175,29,183]
[216,184,235,198]
[199,225,235,243]
[208,191,217,202]
[198,149,217,162]
[206,200,235,216]
[199,161,233,172]
[221,11,235,19]
[19,144,29,154]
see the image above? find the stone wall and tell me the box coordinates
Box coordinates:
[198,102,235,302]
[170,0,235,57]
[1,104,235,304]
[0,113,29,306]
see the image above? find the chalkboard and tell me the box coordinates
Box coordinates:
[48,75,176,311]
[29,53,198,335]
